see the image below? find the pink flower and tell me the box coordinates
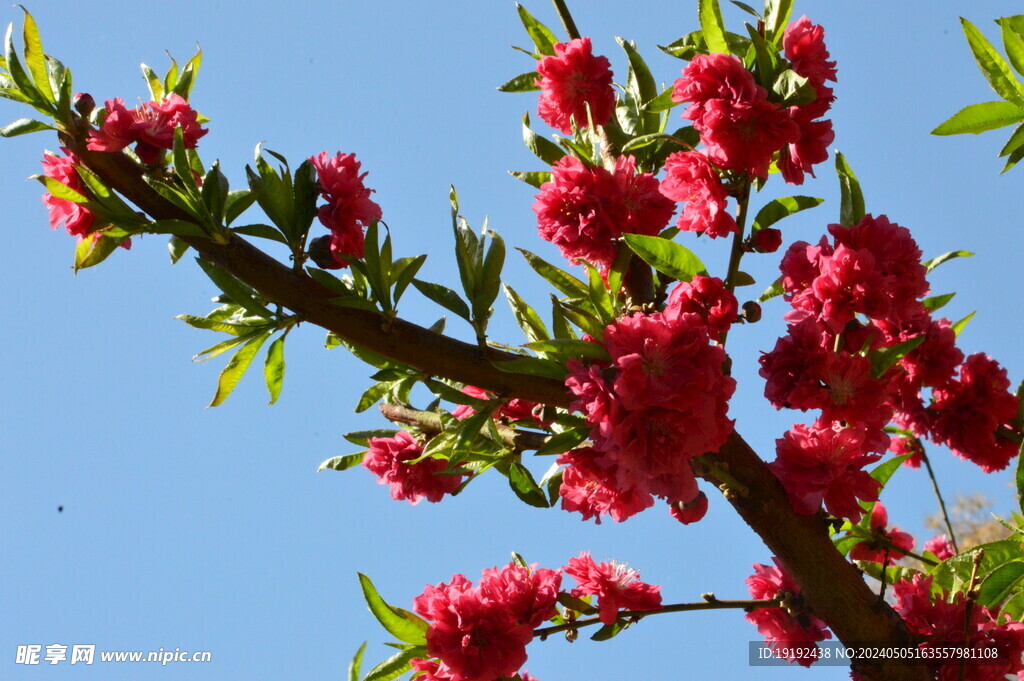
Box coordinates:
[889,434,925,469]
[565,552,662,625]
[87,95,208,165]
[533,156,674,269]
[658,151,737,238]
[663,275,738,338]
[778,107,834,185]
[769,421,882,521]
[362,431,463,504]
[671,53,762,122]
[752,227,783,253]
[309,151,383,268]
[557,447,655,523]
[745,558,831,667]
[478,563,562,629]
[535,38,615,135]
[41,150,97,238]
[929,354,1020,472]
[783,17,838,87]
[848,503,915,563]
[923,535,956,561]
[669,491,708,524]
[450,385,549,425]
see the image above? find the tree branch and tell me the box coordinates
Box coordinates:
[65,136,930,680]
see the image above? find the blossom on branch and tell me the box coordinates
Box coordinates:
[658,151,737,238]
[565,551,662,625]
[87,94,208,165]
[535,37,615,135]
[41,150,97,238]
[309,151,383,269]
[848,503,915,563]
[745,558,831,667]
[362,431,462,504]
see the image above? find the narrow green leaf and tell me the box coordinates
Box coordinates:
[168,236,189,264]
[999,121,1024,159]
[493,356,569,380]
[232,223,288,244]
[835,152,865,227]
[751,196,824,232]
[764,0,794,44]
[356,381,392,414]
[145,219,208,238]
[208,332,269,407]
[759,278,784,302]
[617,37,659,134]
[173,127,199,194]
[0,116,51,136]
[518,248,588,297]
[1001,19,1024,78]
[961,18,1024,107]
[515,3,558,57]
[175,314,261,336]
[952,311,976,337]
[357,573,428,645]
[932,540,1024,593]
[923,292,956,312]
[498,71,541,93]
[37,174,89,204]
[771,70,816,107]
[412,279,471,321]
[361,647,422,681]
[343,429,399,447]
[264,335,286,405]
[196,258,274,319]
[20,8,53,104]
[870,453,911,489]
[73,233,121,272]
[535,427,591,456]
[509,170,551,188]
[643,88,677,114]
[585,263,615,322]
[505,284,550,342]
[923,250,974,272]
[698,0,729,54]
[318,452,366,473]
[870,335,925,378]
[224,189,257,226]
[1017,437,1024,516]
[508,462,550,508]
[932,101,1024,135]
[591,618,631,641]
[348,642,367,681]
[140,63,164,100]
[622,233,706,282]
[522,112,566,164]
[524,339,609,362]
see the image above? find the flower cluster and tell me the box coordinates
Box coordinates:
[760,213,1021,523]
[847,503,915,563]
[533,155,674,270]
[87,95,208,165]
[535,38,615,135]
[450,385,550,426]
[309,151,383,269]
[411,554,660,681]
[745,558,832,667]
[41,150,97,239]
[891,574,1024,680]
[362,431,463,504]
[560,287,736,523]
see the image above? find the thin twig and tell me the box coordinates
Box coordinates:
[550,0,581,40]
[921,450,959,554]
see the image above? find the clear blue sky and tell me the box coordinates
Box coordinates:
[2,2,1023,680]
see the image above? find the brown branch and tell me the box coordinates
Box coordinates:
[64,135,930,680]
[379,403,549,452]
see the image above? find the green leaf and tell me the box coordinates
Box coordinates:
[698,0,729,54]
[999,121,1024,159]
[175,314,262,336]
[505,284,550,342]
[952,311,976,337]
[348,642,367,681]
[73,233,122,272]
[508,462,550,508]
[771,70,816,107]
[168,236,189,264]
[617,37,659,134]
[923,292,956,312]
[509,170,551,188]
[870,454,911,490]
[0,117,51,136]
[141,63,164,100]
[870,335,926,378]
[515,3,558,57]
[1001,19,1024,77]
[932,540,1024,593]
[763,0,794,44]
[264,335,286,405]
[392,254,427,305]
[931,101,1024,135]
[961,18,1024,108]
[498,71,540,93]
[361,647,422,681]
[412,279,471,322]
[855,561,922,586]
[923,250,973,272]
[196,258,274,319]
[357,573,428,645]
[318,452,366,473]
[977,559,1024,608]
[208,332,269,407]
[232,223,288,244]
[20,8,53,104]
[759,278,784,302]
[518,248,588,297]
[591,618,631,641]
[476,231,505,318]
[356,381,392,414]
[622,234,706,282]
[751,196,824,232]
[193,330,262,362]
[524,339,609,362]
[835,152,865,227]
[144,219,208,238]
[1017,437,1024,516]
[535,427,591,456]
[4,20,42,109]
[493,356,569,380]
[224,189,257,226]
[522,112,567,164]
[37,174,89,204]
[643,88,678,113]
[343,429,399,447]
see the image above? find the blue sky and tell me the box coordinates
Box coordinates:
[2,2,1023,680]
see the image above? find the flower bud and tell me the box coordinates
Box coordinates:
[307,235,339,269]
[741,301,762,323]
[73,92,95,116]
[752,228,782,253]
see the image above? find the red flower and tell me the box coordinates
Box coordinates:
[929,354,1020,472]
[923,535,956,561]
[745,558,831,667]
[557,447,655,524]
[86,98,137,153]
[88,95,208,165]
[533,156,674,269]
[535,38,615,135]
[663,275,738,338]
[778,107,834,185]
[752,227,783,253]
[450,385,549,426]
[669,491,708,524]
[310,151,383,268]
[783,17,838,87]
[672,53,762,122]
[889,434,925,469]
[478,563,562,629]
[565,552,662,625]
[658,151,737,238]
[769,421,881,521]
[41,150,97,238]
[848,503,915,563]
[362,431,462,504]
